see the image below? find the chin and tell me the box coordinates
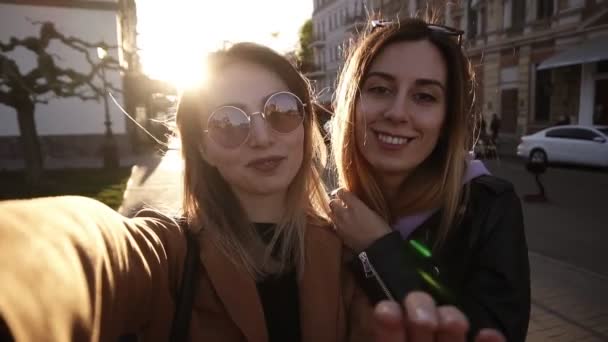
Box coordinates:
[249,179,291,196]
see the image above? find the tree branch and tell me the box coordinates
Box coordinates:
[0,21,126,108]
[0,89,13,107]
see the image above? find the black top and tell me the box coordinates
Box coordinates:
[350,175,531,342]
[254,223,301,342]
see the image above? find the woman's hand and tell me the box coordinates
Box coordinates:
[329,188,392,252]
[374,292,506,342]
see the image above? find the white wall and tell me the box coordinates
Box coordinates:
[0,3,125,137]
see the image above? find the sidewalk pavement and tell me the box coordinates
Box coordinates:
[120,152,608,341]
[528,252,608,341]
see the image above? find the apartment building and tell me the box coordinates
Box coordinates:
[451,0,608,139]
[309,0,608,147]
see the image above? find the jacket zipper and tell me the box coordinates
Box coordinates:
[358,251,395,301]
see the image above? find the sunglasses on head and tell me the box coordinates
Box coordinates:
[370,19,465,46]
[204,91,306,149]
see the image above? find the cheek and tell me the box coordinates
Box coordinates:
[354,107,368,146]
[205,144,240,174]
[417,106,446,141]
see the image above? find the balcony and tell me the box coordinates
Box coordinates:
[345,14,366,33]
[313,0,338,15]
[305,64,326,79]
[310,33,326,48]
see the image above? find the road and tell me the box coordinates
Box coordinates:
[485,158,608,277]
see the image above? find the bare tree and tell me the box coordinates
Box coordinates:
[0,21,120,186]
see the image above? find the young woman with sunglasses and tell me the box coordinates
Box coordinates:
[329,18,531,342]
[0,42,373,342]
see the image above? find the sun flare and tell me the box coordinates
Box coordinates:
[136,0,312,90]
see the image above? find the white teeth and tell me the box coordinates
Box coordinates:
[377,133,410,145]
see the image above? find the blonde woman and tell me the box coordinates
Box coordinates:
[0,43,373,342]
[329,18,530,342]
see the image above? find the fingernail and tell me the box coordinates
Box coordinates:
[376,301,401,318]
[415,306,433,322]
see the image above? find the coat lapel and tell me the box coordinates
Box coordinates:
[200,234,268,342]
[299,225,343,342]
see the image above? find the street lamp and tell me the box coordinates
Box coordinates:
[97,46,119,168]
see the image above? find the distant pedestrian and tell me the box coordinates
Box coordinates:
[490,113,501,144]
[555,115,571,126]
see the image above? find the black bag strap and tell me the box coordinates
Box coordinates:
[169,229,200,342]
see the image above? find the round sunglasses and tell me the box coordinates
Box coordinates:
[204,91,306,149]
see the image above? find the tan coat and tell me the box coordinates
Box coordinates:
[0,196,373,342]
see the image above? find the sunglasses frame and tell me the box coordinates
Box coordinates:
[204,91,307,149]
[370,19,465,46]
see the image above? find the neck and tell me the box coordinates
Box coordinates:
[377,172,409,200]
[233,190,287,223]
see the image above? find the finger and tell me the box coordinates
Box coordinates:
[436,306,469,342]
[404,292,438,342]
[474,329,506,342]
[335,188,360,209]
[329,198,348,216]
[373,301,407,342]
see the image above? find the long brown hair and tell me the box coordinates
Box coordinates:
[176,43,329,278]
[332,18,477,248]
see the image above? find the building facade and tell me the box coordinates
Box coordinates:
[308,0,608,154]
[0,0,140,168]
[307,0,449,103]
[452,0,608,143]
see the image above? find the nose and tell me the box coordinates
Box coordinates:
[383,91,410,123]
[247,112,274,148]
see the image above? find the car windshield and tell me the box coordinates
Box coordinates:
[598,128,608,136]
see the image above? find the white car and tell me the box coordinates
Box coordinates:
[517,125,608,168]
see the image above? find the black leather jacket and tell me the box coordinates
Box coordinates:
[351,175,531,342]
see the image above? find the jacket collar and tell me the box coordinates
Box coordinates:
[200,224,342,342]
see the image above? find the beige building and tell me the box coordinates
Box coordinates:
[308,0,608,154]
[308,0,438,103]
[451,0,608,142]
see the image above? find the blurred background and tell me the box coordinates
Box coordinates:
[1,1,607,341]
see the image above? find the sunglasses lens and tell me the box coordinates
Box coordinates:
[208,107,249,148]
[265,92,305,133]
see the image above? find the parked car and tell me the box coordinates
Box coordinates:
[517,125,608,168]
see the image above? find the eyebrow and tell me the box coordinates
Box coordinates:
[215,92,278,113]
[364,71,446,92]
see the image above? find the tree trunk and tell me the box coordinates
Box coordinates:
[16,100,44,187]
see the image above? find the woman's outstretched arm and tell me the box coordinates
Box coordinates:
[0,196,187,341]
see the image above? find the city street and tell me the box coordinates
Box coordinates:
[485,159,608,277]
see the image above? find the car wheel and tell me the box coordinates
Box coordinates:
[529,149,547,164]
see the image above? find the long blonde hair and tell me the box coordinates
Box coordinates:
[332,18,477,248]
[176,43,329,278]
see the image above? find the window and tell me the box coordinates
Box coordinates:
[546,128,600,141]
[467,7,478,39]
[598,128,608,136]
[503,0,512,29]
[511,0,525,30]
[546,128,573,139]
[598,60,608,74]
[535,69,551,122]
[480,6,487,35]
[537,0,553,19]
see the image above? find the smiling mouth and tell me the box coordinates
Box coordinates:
[375,131,415,146]
[246,156,286,171]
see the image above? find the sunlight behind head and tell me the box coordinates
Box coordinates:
[136,0,312,91]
